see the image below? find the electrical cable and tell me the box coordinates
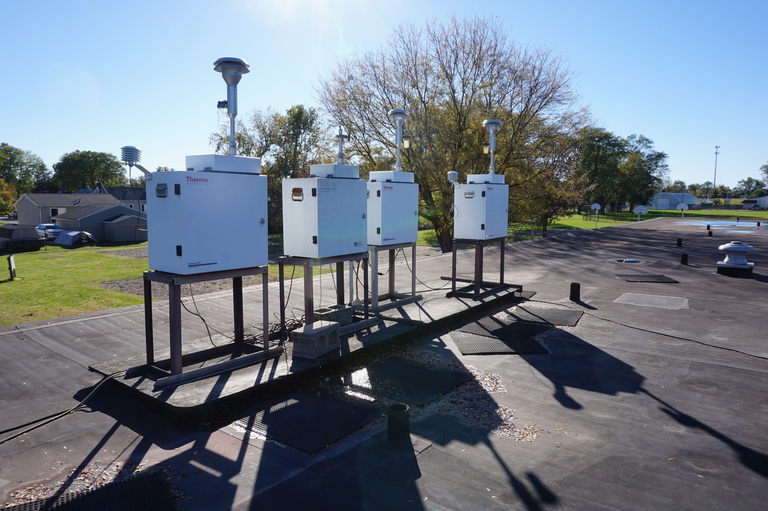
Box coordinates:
[328,263,337,305]
[268,264,304,341]
[0,371,126,446]
[353,260,363,303]
[284,264,297,308]
[376,250,393,276]
[527,297,768,362]
[180,284,229,347]
[402,247,453,291]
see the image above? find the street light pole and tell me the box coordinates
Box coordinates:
[713,145,720,195]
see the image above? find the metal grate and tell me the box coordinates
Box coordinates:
[4,472,176,511]
[499,306,583,327]
[234,392,378,454]
[451,330,548,355]
[616,274,679,283]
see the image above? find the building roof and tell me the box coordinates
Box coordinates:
[104,214,147,224]
[53,204,145,222]
[75,187,146,201]
[2,219,767,510]
[16,193,121,208]
[650,192,700,204]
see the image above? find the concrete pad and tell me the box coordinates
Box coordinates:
[614,292,690,309]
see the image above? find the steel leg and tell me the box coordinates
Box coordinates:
[262,271,269,350]
[474,241,483,296]
[233,276,243,342]
[278,260,286,333]
[371,249,379,309]
[144,275,154,365]
[304,260,314,324]
[169,281,182,375]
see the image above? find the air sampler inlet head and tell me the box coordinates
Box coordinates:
[213,57,250,155]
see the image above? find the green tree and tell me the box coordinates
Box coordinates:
[0,178,15,214]
[576,131,667,212]
[686,181,714,198]
[665,180,687,194]
[575,129,626,212]
[712,185,731,200]
[317,16,582,252]
[732,177,766,198]
[210,105,326,232]
[210,108,280,160]
[0,143,51,195]
[52,150,126,192]
[510,129,587,237]
[616,135,668,210]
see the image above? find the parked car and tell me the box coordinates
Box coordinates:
[35,223,63,240]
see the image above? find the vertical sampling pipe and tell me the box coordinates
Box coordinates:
[483,119,502,175]
[336,127,348,165]
[388,109,408,172]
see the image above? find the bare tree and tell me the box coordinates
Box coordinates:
[317,16,584,251]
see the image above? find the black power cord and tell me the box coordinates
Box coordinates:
[0,371,126,446]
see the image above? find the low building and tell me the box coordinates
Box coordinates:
[648,193,700,210]
[76,186,147,213]
[14,193,121,226]
[53,204,147,242]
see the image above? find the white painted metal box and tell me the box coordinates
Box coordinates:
[309,163,359,179]
[367,181,419,246]
[282,177,367,258]
[147,166,268,274]
[453,182,509,240]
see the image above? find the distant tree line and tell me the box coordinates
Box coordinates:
[662,173,768,200]
[0,143,127,211]
[8,17,766,247]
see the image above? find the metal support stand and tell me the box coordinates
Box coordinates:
[448,237,521,299]
[278,252,370,334]
[368,242,421,311]
[143,266,279,389]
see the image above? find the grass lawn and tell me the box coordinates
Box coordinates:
[1,244,150,326]
[0,239,327,326]
[3,208,767,326]
[543,209,768,231]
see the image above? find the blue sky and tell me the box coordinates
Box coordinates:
[2,0,766,188]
